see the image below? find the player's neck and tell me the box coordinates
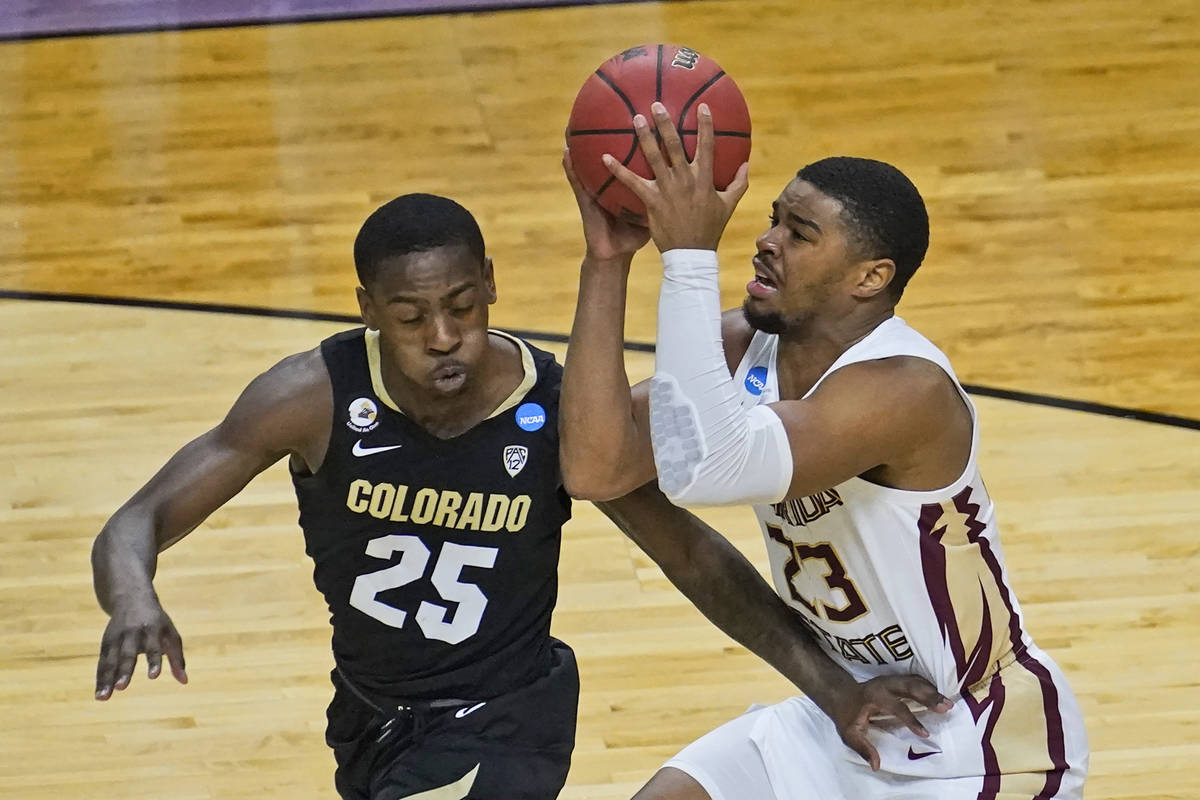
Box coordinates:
[774,308,894,400]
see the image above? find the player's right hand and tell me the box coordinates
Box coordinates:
[601,101,749,254]
[95,600,187,700]
[831,674,953,771]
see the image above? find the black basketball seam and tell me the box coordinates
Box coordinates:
[676,70,729,130]
[595,137,641,197]
[677,129,751,137]
[567,128,637,136]
[593,69,638,116]
[656,45,664,103]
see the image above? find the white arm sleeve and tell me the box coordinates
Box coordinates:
[650,249,794,507]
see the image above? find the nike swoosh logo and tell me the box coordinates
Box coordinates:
[397,764,480,800]
[454,701,487,719]
[907,746,939,760]
[352,440,403,457]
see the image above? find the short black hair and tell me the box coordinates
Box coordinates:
[353,193,485,286]
[796,157,929,298]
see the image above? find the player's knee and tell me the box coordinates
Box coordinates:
[632,767,713,800]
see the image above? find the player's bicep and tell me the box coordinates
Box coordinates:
[126,426,279,549]
[767,364,926,499]
[124,350,330,549]
[625,379,658,488]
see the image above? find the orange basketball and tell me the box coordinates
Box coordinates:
[567,43,752,226]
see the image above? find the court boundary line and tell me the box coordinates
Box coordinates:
[0,0,664,44]
[2,287,1195,430]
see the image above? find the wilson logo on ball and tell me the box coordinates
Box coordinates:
[566,43,752,226]
[671,47,700,70]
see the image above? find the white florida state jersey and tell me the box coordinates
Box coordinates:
[733,316,1034,698]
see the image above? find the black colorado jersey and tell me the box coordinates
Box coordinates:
[292,328,571,701]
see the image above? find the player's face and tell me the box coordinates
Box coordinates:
[357,244,497,396]
[743,178,875,334]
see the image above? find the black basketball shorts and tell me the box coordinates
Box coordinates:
[325,639,579,800]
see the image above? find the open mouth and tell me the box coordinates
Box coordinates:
[748,257,779,298]
[431,363,467,391]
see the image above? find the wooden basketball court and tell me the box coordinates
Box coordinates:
[1,1,1197,797]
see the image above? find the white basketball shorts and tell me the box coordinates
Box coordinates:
[664,646,1088,800]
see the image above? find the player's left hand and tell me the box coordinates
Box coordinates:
[602,101,749,253]
[563,146,651,264]
[830,674,954,771]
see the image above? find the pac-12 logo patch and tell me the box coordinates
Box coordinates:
[744,366,768,396]
[347,397,380,433]
[503,445,529,477]
[515,402,546,432]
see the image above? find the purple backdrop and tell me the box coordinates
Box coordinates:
[0,0,653,40]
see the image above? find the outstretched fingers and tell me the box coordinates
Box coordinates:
[721,161,751,204]
[95,620,188,700]
[632,112,671,177]
[162,625,188,684]
[694,103,714,180]
[95,633,120,700]
[898,675,954,714]
[113,627,142,692]
[648,102,687,170]
[886,697,930,739]
[602,153,653,204]
[841,713,882,772]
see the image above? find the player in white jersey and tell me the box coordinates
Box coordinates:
[559,101,1088,799]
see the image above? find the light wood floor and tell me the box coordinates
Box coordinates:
[1,1,1198,798]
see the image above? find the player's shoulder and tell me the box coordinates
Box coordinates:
[234,345,331,419]
[215,344,332,457]
[264,346,331,392]
[825,354,952,392]
[820,355,964,425]
[720,308,755,373]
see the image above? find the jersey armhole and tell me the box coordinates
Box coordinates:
[847,357,980,500]
[720,308,755,375]
[289,345,337,480]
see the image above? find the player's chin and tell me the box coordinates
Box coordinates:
[741,297,787,335]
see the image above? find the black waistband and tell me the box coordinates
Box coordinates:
[335,664,478,715]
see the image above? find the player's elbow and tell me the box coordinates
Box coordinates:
[560,461,630,502]
[650,403,795,507]
[559,436,645,501]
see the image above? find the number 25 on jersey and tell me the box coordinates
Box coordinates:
[349,534,497,644]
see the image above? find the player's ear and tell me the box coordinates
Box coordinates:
[356,285,379,329]
[482,257,497,304]
[851,258,895,299]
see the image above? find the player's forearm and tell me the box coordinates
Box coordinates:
[651,249,792,506]
[561,256,643,498]
[673,526,860,712]
[597,484,858,706]
[91,507,163,615]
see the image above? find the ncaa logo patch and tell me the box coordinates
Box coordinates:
[503,445,528,478]
[515,402,546,432]
[347,397,380,433]
[744,366,768,396]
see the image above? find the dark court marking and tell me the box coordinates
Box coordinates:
[2,287,1193,429]
[0,288,653,352]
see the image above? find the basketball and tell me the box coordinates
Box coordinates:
[567,44,752,226]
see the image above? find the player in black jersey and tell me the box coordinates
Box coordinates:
[91,189,946,800]
[92,194,579,799]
